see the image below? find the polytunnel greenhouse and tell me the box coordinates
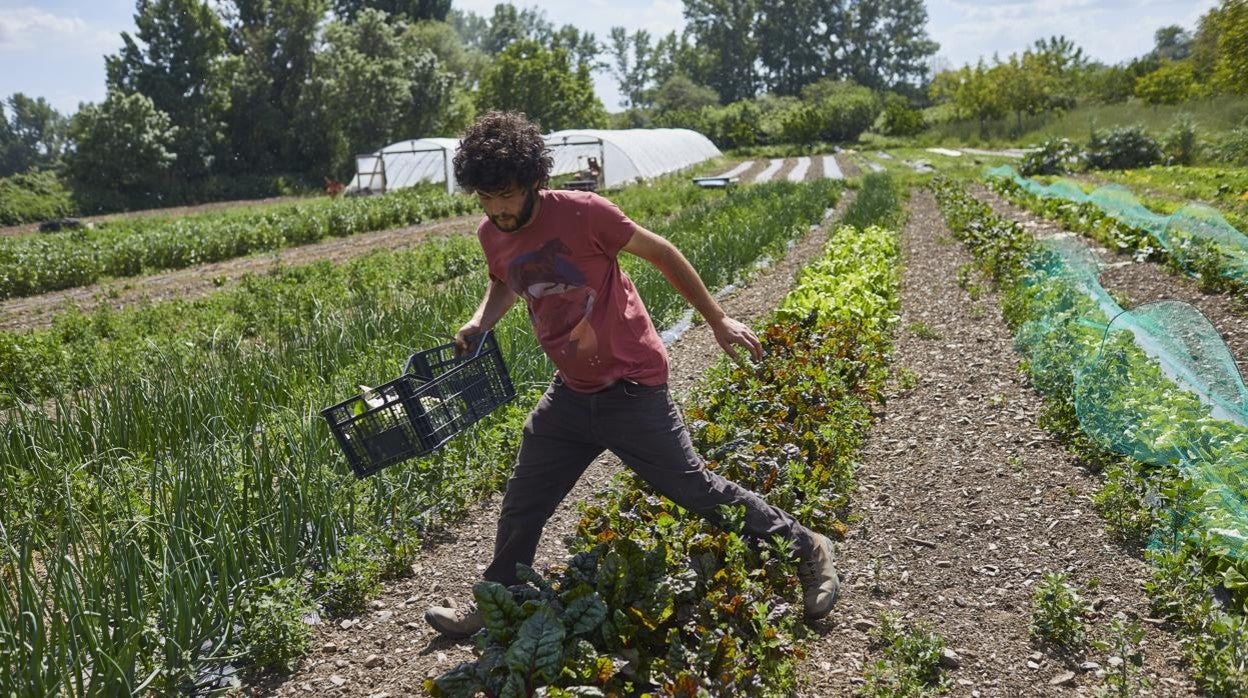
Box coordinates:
[347,128,721,194]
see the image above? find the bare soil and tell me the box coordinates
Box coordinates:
[798,190,1195,696]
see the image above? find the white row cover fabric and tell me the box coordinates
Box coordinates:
[543,128,722,189]
[349,128,721,194]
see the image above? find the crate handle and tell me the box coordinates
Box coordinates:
[403,330,492,375]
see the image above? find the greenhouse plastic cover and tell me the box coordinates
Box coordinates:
[1015,235,1248,559]
[349,138,459,194]
[544,128,722,188]
[987,165,1248,282]
[350,128,721,194]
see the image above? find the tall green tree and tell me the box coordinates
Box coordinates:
[106,0,232,181]
[332,0,451,22]
[1152,24,1194,61]
[476,39,607,131]
[842,0,939,89]
[608,27,655,108]
[296,8,454,175]
[1212,0,1248,95]
[683,0,760,103]
[0,94,68,176]
[757,0,843,95]
[66,90,178,205]
[221,0,327,175]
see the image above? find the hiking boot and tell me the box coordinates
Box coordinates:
[424,598,483,638]
[797,533,840,619]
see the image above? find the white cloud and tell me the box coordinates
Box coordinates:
[0,6,119,54]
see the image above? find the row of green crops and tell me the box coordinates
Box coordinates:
[931,176,1248,694]
[430,177,902,697]
[0,185,478,300]
[0,178,841,695]
[987,169,1248,294]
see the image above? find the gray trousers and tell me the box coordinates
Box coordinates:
[483,377,817,586]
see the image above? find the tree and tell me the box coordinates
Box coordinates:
[332,0,450,22]
[476,39,607,131]
[842,0,939,90]
[1152,24,1193,61]
[1134,61,1196,105]
[296,8,454,175]
[682,0,760,104]
[993,53,1053,133]
[652,74,720,113]
[220,0,328,175]
[0,94,68,176]
[756,0,842,96]
[66,90,178,203]
[1212,0,1248,95]
[106,0,232,181]
[608,27,654,108]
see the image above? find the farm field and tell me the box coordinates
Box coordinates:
[5,151,1248,696]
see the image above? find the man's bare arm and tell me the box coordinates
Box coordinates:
[456,277,519,353]
[621,225,763,365]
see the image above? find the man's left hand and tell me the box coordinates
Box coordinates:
[710,316,763,369]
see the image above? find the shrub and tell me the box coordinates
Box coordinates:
[873,93,926,137]
[1021,137,1084,176]
[803,80,880,142]
[1084,125,1163,170]
[1162,115,1200,166]
[0,171,74,225]
[239,577,314,674]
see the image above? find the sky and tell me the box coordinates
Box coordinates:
[0,0,1221,116]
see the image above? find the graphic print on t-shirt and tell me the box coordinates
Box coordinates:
[506,238,598,362]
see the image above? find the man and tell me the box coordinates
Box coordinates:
[425,111,839,638]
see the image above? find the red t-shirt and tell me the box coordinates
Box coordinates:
[478,190,669,393]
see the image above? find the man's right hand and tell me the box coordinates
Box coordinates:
[455,321,485,356]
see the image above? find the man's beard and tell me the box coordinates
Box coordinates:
[490,187,538,232]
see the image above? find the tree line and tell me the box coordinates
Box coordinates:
[926,1,1248,135]
[0,0,939,212]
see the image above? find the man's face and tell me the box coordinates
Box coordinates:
[479,184,538,233]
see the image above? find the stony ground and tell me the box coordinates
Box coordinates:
[797,190,1195,697]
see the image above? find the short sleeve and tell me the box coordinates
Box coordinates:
[588,193,637,257]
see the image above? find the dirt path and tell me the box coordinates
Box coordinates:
[253,191,856,698]
[797,190,1195,696]
[977,186,1248,376]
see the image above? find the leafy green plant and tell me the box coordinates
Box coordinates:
[907,321,941,340]
[1093,617,1149,698]
[313,535,382,617]
[1029,572,1089,649]
[861,612,949,697]
[1021,137,1084,176]
[239,577,314,674]
[1085,126,1163,171]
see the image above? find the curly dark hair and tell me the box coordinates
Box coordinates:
[453,111,553,193]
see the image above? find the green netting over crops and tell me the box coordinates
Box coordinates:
[1017,235,1248,558]
[988,165,1248,281]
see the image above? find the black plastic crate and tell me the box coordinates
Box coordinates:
[321,332,516,478]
